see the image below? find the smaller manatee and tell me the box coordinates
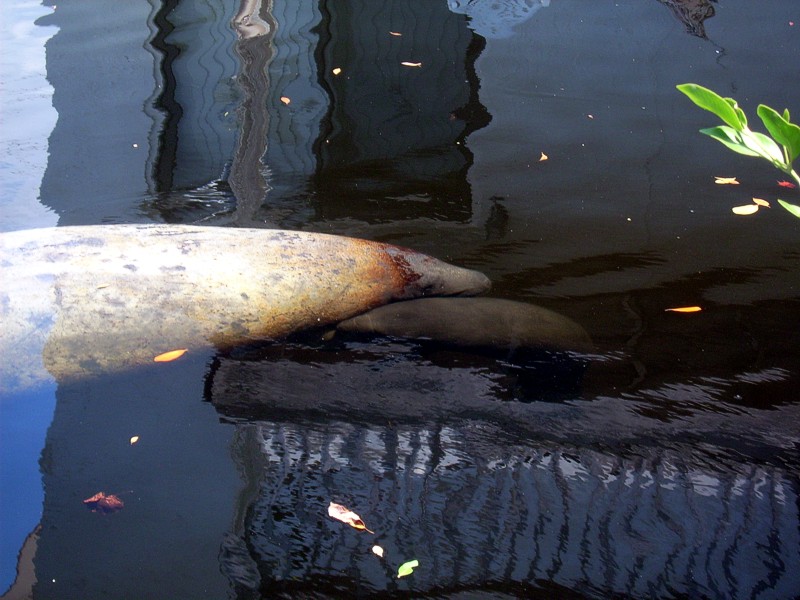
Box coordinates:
[337,297,593,353]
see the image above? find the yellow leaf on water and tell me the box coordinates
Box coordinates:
[332,67,342,75]
[372,545,384,558]
[665,306,702,313]
[397,559,419,578]
[732,204,759,215]
[714,177,739,185]
[327,501,374,533]
[752,197,770,207]
[400,61,422,67]
[153,349,188,362]
[539,152,548,162]
[280,96,291,105]
[129,435,140,445]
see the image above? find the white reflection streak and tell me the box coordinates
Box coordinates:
[0,0,59,231]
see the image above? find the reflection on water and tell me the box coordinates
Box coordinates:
[218,418,798,598]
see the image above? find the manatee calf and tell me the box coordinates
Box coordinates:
[337,297,592,353]
[0,224,490,391]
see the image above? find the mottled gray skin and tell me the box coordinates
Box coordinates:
[337,297,592,353]
[0,224,490,391]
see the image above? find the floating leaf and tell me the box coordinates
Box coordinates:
[397,559,419,578]
[130,435,140,445]
[96,283,110,289]
[400,61,422,67]
[280,96,291,105]
[372,545,384,558]
[752,197,770,207]
[732,204,759,215]
[153,349,188,362]
[665,306,702,313]
[83,492,124,514]
[777,180,797,188]
[539,152,548,162]
[389,31,402,36]
[327,502,374,533]
[332,67,342,75]
[714,176,739,185]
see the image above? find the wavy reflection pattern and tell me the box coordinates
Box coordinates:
[223,419,799,598]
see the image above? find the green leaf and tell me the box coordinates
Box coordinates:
[757,104,800,163]
[677,83,746,131]
[700,126,760,157]
[783,108,791,121]
[777,199,800,219]
[397,559,419,578]
[741,130,788,164]
[724,98,748,129]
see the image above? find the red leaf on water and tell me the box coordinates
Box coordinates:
[777,180,796,189]
[83,492,125,514]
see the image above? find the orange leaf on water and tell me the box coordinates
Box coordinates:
[153,348,188,362]
[328,502,374,533]
[665,306,702,313]
[83,492,124,514]
[714,177,739,185]
[777,180,796,188]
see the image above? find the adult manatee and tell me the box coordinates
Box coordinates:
[0,224,490,391]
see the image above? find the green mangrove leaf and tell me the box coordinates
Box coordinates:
[724,98,748,129]
[677,83,745,131]
[397,559,419,578]
[783,108,791,121]
[757,105,800,163]
[700,126,760,157]
[741,130,787,164]
[777,199,800,219]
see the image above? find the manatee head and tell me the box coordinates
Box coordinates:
[384,247,491,299]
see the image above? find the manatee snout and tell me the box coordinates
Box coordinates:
[391,250,491,299]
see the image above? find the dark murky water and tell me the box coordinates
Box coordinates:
[1,0,800,598]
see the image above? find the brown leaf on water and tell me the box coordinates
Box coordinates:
[714,176,739,185]
[83,492,124,514]
[153,349,188,362]
[665,306,702,313]
[328,501,374,533]
[732,204,759,215]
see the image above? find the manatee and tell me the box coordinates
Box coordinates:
[0,224,490,391]
[336,297,592,353]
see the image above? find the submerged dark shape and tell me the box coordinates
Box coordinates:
[656,0,717,38]
[336,297,593,353]
[0,224,489,391]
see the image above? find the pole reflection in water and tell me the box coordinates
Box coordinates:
[210,343,800,599]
